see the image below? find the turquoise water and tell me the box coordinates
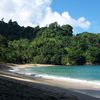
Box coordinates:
[24,65,100,81]
[15,65,100,98]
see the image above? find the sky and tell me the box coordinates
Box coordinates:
[0,0,100,33]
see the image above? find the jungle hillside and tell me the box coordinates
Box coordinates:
[0,20,100,65]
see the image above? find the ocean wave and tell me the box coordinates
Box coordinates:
[34,74,100,88]
[9,68,32,75]
[9,68,100,98]
[9,68,100,89]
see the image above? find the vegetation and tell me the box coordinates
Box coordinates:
[0,20,100,65]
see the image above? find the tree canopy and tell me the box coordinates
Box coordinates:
[0,20,100,65]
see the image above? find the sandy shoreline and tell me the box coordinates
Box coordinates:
[7,63,100,89]
[1,70,100,91]
[2,63,55,69]
[0,71,100,100]
[1,63,100,89]
[0,63,100,99]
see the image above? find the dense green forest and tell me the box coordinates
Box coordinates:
[0,20,100,65]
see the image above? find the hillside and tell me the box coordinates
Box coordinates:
[0,20,100,65]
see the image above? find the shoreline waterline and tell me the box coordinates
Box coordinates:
[1,63,100,69]
[4,63,55,68]
[1,63,100,99]
[10,67,100,89]
[9,66,100,99]
[0,72,99,100]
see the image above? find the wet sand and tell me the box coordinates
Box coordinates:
[0,71,100,100]
[0,64,100,100]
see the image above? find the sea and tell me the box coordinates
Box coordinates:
[10,65,100,98]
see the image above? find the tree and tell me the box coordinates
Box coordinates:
[49,22,58,29]
[61,25,73,36]
[0,20,100,65]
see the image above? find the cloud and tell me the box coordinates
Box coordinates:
[40,8,91,29]
[0,0,91,29]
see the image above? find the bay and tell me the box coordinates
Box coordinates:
[24,65,100,81]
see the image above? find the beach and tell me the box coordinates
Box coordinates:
[3,63,55,69]
[0,64,100,100]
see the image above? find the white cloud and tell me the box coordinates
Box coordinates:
[0,0,91,29]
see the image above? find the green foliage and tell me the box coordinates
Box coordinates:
[61,24,73,36]
[0,20,100,65]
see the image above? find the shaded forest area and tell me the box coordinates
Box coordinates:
[0,20,100,65]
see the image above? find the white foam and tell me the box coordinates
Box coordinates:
[9,68,100,98]
[34,74,100,89]
[9,68,32,75]
[9,68,19,73]
[9,68,100,89]
[10,68,100,88]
